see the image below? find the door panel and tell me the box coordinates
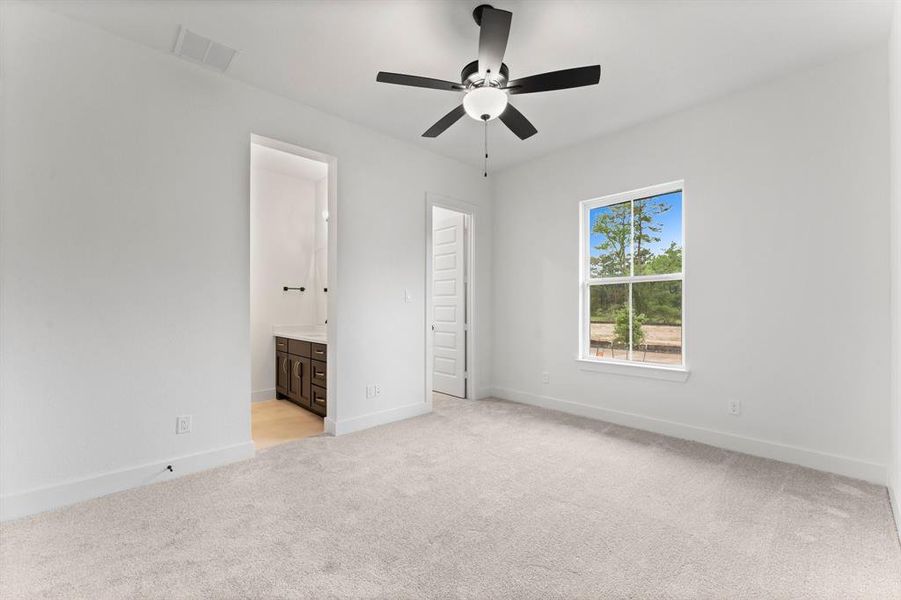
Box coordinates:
[289,356,311,408]
[431,207,466,398]
[276,351,289,395]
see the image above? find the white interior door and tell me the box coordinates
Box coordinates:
[432,207,466,398]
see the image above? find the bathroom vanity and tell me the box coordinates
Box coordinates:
[274,329,327,417]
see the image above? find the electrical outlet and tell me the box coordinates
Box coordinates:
[541,372,550,384]
[374,384,382,397]
[728,399,741,416]
[176,415,192,434]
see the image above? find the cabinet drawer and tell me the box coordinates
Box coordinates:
[311,360,327,387]
[310,385,326,416]
[275,337,288,352]
[287,339,311,358]
[311,343,327,361]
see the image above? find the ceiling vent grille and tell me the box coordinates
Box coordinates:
[173,26,237,73]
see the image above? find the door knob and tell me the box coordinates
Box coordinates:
[431,323,437,331]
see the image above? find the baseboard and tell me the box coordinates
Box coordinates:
[0,441,256,522]
[251,388,276,403]
[328,401,432,436]
[890,484,901,544]
[491,386,886,485]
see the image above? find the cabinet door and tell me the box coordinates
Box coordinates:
[299,357,312,406]
[289,356,311,408]
[276,352,290,395]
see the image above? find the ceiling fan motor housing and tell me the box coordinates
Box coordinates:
[461,60,509,88]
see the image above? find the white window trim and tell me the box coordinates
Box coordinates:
[578,180,689,380]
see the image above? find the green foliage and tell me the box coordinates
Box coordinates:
[591,198,676,278]
[613,307,646,346]
[590,201,631,277]
[633,280,682,326]
[589,195,683,347]
[589,284,627,323]
[632,197,671,274]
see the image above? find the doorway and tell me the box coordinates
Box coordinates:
[427,198,474,401]
[249,134,337,449]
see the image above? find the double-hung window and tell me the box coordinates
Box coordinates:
[580,181,684,369]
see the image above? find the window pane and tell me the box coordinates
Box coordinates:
[631,280,682,365]
[589,201,631,278]
[633,191,682,276]
[589,284,628,360]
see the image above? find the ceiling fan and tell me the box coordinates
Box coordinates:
[376,4,601,147]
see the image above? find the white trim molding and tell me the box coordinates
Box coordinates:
[576,358,690,382]
[249,133,338,428]
[326,401,432,436]
[890,484,901,543]
[579,180,686,370]
[425,192,480,403]
[0,441,256,522]
[251,388,277,403]
[491,386,886,484]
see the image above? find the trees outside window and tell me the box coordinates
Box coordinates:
[582,184,684,366]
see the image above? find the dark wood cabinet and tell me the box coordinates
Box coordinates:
[276,337,325,416]
[275,350,290,396]
[288,356,311,408]
[311,385,327,415]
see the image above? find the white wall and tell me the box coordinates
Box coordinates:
[249,161,318,402]
[491,47,891,483]
[0,2,491,520]
[888,0,901,533]
[313,177,329,327]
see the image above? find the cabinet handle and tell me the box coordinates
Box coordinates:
[294,361,300,377]
[314,369,325,378]
[282,358,288,373]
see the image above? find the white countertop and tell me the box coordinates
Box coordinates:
[272,326,327,344]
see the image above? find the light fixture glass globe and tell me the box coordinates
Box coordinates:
[463,86,508,121]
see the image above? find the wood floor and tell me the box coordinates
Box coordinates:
[251,399,323,450]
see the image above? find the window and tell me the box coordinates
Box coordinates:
[580,182,684,369]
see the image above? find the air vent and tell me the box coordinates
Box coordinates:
[173,26,237,73]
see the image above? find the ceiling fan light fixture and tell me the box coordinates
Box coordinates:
[463,86,508,121]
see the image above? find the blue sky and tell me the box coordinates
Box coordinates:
[589,190,682,259]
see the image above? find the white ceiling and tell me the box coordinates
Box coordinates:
[38,0,894,170]
[251,143,328,181]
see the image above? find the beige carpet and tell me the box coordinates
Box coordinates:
[2,396,899,599]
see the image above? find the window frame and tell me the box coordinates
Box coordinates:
[578,180,687,377]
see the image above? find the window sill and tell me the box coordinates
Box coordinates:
[576,358,690,382]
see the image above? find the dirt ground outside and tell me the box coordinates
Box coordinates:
[589,323,682,365]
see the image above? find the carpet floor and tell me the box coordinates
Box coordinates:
[2,396,900,599]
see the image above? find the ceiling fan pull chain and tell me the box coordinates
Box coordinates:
[483,117,489,177]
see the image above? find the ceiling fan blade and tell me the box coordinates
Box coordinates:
[499,103,537,140]
[377,72,464,91]
[505,65,601,95]
[477,7,512,80]
[423,105,467,138]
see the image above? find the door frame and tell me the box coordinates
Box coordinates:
[425,193,477,404]
[249,133,338,429]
